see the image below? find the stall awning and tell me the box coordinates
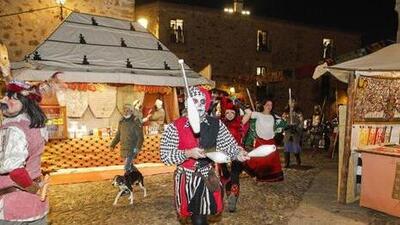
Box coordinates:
[11,12,214,87]
[313,43,400,83]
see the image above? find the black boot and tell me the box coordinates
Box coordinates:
[284,152,290,168]
[295,153,301,166]
[228,184,240,212]
[191,215,208,225]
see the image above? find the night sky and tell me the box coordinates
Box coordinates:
[136,0,398,45]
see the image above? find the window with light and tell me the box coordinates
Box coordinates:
[257,30,268,52]
[170,19,184,43]
[322,38,334,59]
[256,66,266,76]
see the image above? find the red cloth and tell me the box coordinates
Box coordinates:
[9,168,33,188]
[173,116,224,218]
[7,82,42,102]
[223,116,243,145]
[220,97,235,115]
[198,87,211,111]
[174,117,198,169]
[244,138,284,182]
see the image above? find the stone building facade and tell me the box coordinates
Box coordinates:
[136,1,361,117]
[0,0,135,61]
[397,0,400,42]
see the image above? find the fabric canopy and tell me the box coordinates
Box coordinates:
[12,12,214,87]
[313,43,400,83]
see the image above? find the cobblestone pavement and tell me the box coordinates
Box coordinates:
[47,150,399,225]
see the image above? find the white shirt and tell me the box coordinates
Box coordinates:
[0,114,29,174]
[251,112,275,140]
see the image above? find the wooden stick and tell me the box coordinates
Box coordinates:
[289,88,293,124]
[246,88,255,111]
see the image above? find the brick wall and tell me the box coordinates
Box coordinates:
[0,0,135,61]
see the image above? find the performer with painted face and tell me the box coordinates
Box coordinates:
[0,80,49,224]
[160,86,249,225]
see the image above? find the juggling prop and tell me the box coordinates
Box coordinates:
[178,59,200,134]
[248,144,276,157]
[206,151,231,164]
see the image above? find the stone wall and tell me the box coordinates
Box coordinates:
[135,2,159,38]
[136,2,360,117]
[396,0,400,42]
[0,0,135,61]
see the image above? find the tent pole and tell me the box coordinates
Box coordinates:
[338,71,356,203]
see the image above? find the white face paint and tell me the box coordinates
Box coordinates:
[191,94,206,118]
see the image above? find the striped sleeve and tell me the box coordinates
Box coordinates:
[160,123,187,165]
[216,120,240,159]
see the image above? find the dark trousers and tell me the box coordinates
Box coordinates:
[219,160,242,193]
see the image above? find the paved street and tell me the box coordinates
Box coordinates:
[47,150,399,225]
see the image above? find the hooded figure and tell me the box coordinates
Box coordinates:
[160,86,249,225]
[0,80,49,224]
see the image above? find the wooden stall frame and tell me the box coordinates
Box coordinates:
[41,105,68,140]
[338,72,356,203]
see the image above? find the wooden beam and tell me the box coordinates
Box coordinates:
[338,72,356,203]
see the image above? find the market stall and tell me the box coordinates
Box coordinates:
[11,12,213,174]
[313,44,400,217]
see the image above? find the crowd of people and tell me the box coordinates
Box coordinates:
[0,81,332,225]
[159,87,313,225]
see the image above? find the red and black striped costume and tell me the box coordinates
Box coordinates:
[160,115,241,221]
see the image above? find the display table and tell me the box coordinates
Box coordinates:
[42,134,162,173]
[357,146,400,217]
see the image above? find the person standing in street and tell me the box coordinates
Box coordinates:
[282,97,304,168]
[110,103,144,172]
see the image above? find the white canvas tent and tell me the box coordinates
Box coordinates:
[313,43,400,82]
[11,12,213,87]
[312,43,400,204]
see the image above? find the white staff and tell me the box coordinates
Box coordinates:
[178,59,200,133]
